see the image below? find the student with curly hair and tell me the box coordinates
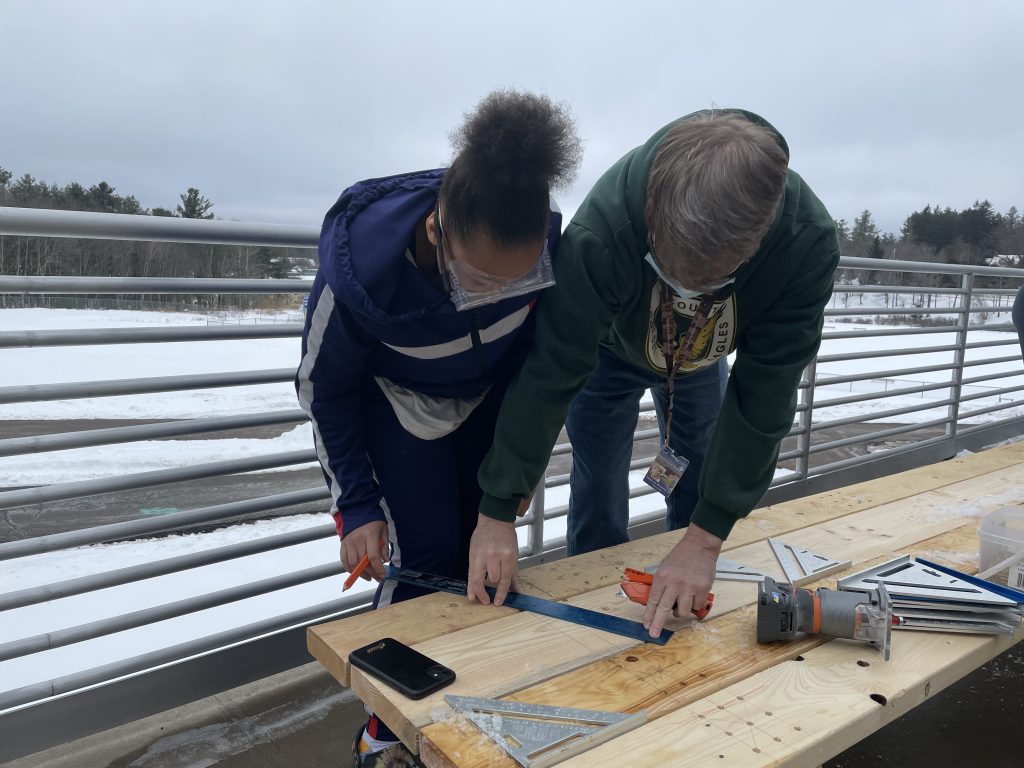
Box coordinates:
[296,89,581,767]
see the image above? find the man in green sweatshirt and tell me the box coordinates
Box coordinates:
[466,109,840,638]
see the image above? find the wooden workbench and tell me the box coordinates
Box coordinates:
[308,443,1024,767]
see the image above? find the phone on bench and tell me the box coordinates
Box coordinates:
[349,637,456,700]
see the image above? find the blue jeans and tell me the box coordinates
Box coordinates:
[565,346,728,556]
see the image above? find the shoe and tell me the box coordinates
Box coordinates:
[352,729,422,768]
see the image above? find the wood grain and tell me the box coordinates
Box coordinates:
[307,442,1024,686]
[418,478,1021,767]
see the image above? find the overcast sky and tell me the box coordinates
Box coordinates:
[3,1,1022,236]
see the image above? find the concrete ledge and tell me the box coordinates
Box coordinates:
[8,662,364,768]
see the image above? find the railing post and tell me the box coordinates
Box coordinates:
[795,358,817,481]
[947,272,974,439]
[528,482,547,556]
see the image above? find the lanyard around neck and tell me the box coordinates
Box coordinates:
[660,282,715,444]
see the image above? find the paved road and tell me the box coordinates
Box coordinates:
[0,416,946,542]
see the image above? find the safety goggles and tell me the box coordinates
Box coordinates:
[436,203,556,312]
[645,235,738,299]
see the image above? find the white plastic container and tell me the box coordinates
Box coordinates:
[978,505,1024,588]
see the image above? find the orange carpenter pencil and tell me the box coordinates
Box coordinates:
[343,553,371,591]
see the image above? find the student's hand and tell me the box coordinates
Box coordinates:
[467,514,519,606]
[340,520,389,581]
[516,496,533,517]
[643,523,723,638]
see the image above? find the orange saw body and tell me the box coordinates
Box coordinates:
[620,567,714,619]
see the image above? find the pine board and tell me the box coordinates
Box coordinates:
[307,442,1024,686]
[417,466,1024,766]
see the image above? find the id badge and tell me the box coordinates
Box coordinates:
[643,444,689,497]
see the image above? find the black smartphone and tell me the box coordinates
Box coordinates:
[349,637,455,699]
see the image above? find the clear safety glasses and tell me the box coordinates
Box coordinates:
[436,202,556,311]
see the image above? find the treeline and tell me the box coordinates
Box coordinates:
[0,168,312,280]
[835,200,1024,289]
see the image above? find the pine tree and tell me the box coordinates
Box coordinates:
[176,187,214,219]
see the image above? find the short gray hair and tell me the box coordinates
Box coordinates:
[645,112,788,289]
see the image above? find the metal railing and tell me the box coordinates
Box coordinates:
[2,206,1024,760]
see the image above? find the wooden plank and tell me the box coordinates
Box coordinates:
[381,466,1024,755]
[307,442,1024,686]
[418,496,1018,766]
[555,592,1023,765]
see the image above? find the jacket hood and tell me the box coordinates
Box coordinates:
[318,169,449,325]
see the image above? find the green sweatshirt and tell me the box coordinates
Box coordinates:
[478,110,840,541]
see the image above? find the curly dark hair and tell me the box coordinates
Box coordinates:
[440,89,582,247]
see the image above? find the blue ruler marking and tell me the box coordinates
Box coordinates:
[385,566,672,645]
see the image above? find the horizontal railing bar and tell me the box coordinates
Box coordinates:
[0,541,340,660]
[832,285,967,295]
[957,403,1024,430]
[0,409,308,458]
[0,369,297,404]
[822,325,965,340]
[839,256,1024,278]
[816,344,959,364]
[808,418,951,455]
[0,325,303,349]
[814,380,954,409]
[0,207,319,248]
[960,355,1024,372]
[0,449,316,511]
[813,362,956,387]
[807,433,952,476]
[964,337,1020,350]
[0,276,314,296]
[0,275,314,295]
[0,593,360,714]
[810,398,955,432]
[825,306,966,317]
[0,524,335,612]
[0,487,330,561]
[956,382,1024,404]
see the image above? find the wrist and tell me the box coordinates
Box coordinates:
[477,512,515,529]
[681,523,724,553]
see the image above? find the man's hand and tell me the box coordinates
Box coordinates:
[643,523,723,638]
[467,513,519,606]
[340,520,389,581]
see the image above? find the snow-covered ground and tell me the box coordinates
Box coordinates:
[2,299,1024,700]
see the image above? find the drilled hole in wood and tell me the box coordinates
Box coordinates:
[753,748,762,754]
[773,737,782,743]
[765,711,773,716]
[705,723,712,728]
[746,721,754,726]
[857,660,870,667]
[625,656,638,662]
[794,655,805,661]
[794,726,802,732]
[870,693,888,706]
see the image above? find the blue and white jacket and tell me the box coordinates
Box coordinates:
[296,169,561,537]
